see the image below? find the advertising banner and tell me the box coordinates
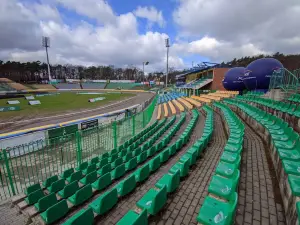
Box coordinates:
[29,100,41,105]
[0,106,20,112]
[25,96,35,100]
[89,97,106,102]
[7,100,20,105]
[48,124,79,139]
[81,119,98,130]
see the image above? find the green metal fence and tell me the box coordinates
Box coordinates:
[269,68,299,92]
[0,94,157,201]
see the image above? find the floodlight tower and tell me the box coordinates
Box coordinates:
[143,61,149,82]
[165,38,170,88]
[42,36,51,81]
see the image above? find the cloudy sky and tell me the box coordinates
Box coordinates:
[1,0,300,72]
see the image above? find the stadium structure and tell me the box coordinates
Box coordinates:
[175,62,231,96]
[0,58,300,225]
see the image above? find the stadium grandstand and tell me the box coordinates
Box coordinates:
[0,78,28,91]
[176,62,231,96]
[2,58,300,225]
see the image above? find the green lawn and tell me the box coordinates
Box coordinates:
[0,92,134,118]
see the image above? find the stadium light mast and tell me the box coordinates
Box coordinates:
[143,61,149,82]
[42,36,51,82]
[165,38,170,88]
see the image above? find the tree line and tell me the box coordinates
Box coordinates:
[1,52,300,83]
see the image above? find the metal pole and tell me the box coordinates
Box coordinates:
[143,62,145,82]
[166,46,169,88]
[45,46,51,81]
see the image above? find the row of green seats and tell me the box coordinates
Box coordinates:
[243,90,264,96]
[61,113,187,225]
[225,99,300,225]
[197,103,244,225]
[33,117,176,222]
[116,109,201,225]
[36,116,177,224]
[236,95,300,117]
[24,119,165,205]
[288,93,300,103]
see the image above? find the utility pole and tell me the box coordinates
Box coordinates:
[143,61,149,83]
[42,36,51,82]
[165,38,170,88]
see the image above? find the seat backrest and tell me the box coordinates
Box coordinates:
[37,192,57,212]
[64,181,79,197]
[62,168,74,179]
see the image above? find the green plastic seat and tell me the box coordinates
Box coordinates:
[155,142,163,152]
[220,151,241,167]
[142,143,149,152]
[58,181,80,199]
[149,156,161,173]
[175,139,183,150]
[109,153,118,163]
[169,143,176,156]
[134,164,150,183]
[43,175,58,188]
[61,168,75,180]
[159,149,170,163]
[68,184,93,206]
[25,183,41,196]
[137,151,148,164]
[215,161,239,179]
[169,157,190,178]
[155,169,180,193]
[66,171,83,183]
[100,152,109,159]
[186,147,198,165]
[90,157,99,165]
[133,148,141,157]
[34,193,57,212]
[62,208,94,225]
[110,148,118,156]
[92,172,112,191]
[40,199,69,225]
[47,179,65,193]
[118,149,127,158]
[126,157,138,171]
[197,193,238,225]
[76,162,88,172]
[25,189,45,205]
[288,174,300,196]
[116,175,137,197]
[147,146,156,157]
[123,152,133,163]
[97,164,111,176]
[282,160,300,176]
[82,164,96,175]
[136,185,167,215]
[208,175,238,200]
[89,188,118,215]
[97,158,109,169]
[116,209,148,225]
[111,164,126,180]
[80,171,97,185]
[278,149,300,161]
[111,158,123,169]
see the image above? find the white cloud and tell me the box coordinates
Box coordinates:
[56,0,116,25]
[0,0,184,72]
[173,0,300,61]
[173,37,267,62]
[134,6,166,28]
